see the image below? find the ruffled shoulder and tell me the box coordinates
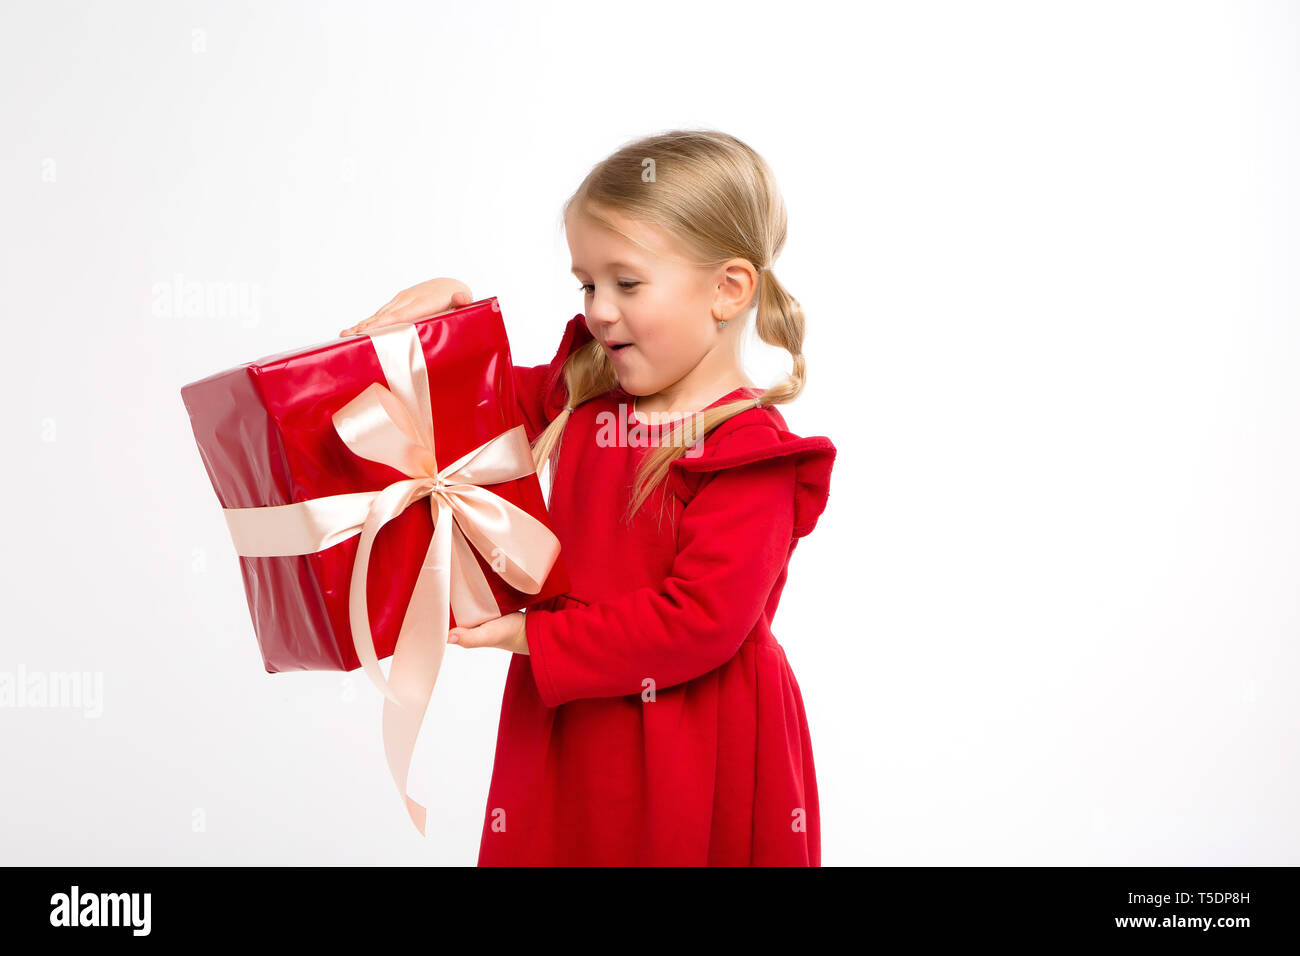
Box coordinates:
[668,409,837,539]
[538,314,595,421]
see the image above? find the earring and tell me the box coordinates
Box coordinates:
[717,318,727,329]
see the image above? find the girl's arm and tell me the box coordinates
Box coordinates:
[525,426,806,708]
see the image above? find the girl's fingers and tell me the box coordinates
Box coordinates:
[447,619,501,648]
[339,287,473,337]
[339,306,404,337]
[341,296,397,335]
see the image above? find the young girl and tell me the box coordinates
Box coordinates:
[340,129,836,866]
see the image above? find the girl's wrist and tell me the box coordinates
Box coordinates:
[515,611,531,655]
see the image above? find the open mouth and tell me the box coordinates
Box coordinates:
[609,342,633,351]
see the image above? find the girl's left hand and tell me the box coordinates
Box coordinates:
[448,611,529,655]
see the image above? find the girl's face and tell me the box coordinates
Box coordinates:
[565,204,754,400]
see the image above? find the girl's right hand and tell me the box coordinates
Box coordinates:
[339,278,474,337]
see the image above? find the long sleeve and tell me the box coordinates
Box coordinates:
[525,424,808,707]
[511,314,594,443]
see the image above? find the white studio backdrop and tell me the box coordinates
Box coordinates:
[1,0,1296,865]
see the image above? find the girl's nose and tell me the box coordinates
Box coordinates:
[587,309,621,333]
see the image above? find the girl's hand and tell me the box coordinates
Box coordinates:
[448,611,529,655]
[339,278,474,337]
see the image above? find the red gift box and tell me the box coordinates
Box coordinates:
[180,296,568,833]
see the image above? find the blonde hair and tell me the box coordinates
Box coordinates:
[531,129,808,525]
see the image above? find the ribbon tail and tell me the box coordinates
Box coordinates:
[448,522,503,628]
[348,478,430,707]
[380,496,454,836]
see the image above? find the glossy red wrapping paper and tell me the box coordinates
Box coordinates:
[180,297,569,674]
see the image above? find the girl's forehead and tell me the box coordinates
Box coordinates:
[571,256,647,275]
[568,221,693,275]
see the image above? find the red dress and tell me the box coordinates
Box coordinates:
[478,314,837,866]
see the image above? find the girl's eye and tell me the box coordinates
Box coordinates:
[577,281,640,293]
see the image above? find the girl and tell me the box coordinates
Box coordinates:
[340,129,836,866]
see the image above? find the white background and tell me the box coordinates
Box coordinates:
[1,0,1296,865]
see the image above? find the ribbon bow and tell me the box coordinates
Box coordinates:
[220,322,561,835]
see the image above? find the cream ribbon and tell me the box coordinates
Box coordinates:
[220,322,561,835]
